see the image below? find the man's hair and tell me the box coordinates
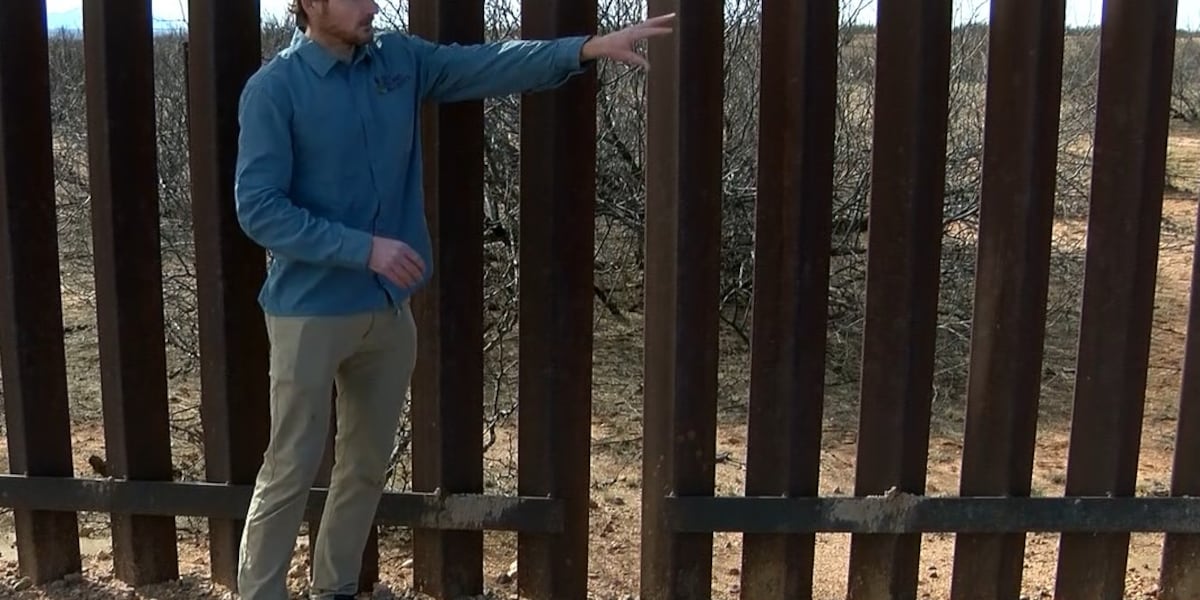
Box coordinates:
[289,0,309,31]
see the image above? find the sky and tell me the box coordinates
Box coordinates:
[41,0,1200,31]
[44,0,293,28]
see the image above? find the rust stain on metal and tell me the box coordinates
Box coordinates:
[829,489,921,533]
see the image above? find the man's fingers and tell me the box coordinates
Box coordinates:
[406,248,426,272]
[636,17,675,36]
[396,264,420,287]
[636,27,674,40]
[626,52,649,69]
[368,238,426,288]
[383,266,407,288]
[377,252,418,288]
[641,12,676,27]
[396,244,425,271]
[627,26,672,44]
[399,251,425,277]
[394,259,421,285]
[613,52,649,69]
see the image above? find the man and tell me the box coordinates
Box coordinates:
[233,1,674,598]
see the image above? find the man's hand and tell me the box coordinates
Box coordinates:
[368,236,426,288]
[580,13,676,69]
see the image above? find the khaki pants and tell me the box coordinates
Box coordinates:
[237,304,417,600]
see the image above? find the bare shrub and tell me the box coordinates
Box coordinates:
[39,1,1123,491]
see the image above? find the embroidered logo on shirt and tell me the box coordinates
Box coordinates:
[374,73,409,94]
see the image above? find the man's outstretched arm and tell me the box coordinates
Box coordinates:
[408,34,589,103]
[410,13,676,103]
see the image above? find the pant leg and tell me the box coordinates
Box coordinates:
[310,304,417,598]
[238,314,369,600]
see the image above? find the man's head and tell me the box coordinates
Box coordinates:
[290,0,379,47]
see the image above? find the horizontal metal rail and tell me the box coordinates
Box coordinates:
[0,475,562,533]
[667,495,1200,534]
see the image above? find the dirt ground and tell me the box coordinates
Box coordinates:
[0,122,1198,599]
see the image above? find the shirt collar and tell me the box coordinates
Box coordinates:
[290,28,375,77]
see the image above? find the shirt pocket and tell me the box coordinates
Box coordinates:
[368,68,417,148]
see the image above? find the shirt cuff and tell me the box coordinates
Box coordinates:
[338,226,375,269]
[556,35,592,73]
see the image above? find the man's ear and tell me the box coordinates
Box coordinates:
[301,0,329,25]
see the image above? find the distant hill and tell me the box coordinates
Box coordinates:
[45,7,188,34]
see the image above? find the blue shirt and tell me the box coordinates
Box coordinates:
[235,29,589,316]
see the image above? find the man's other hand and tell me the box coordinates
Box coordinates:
[580,13,676,69]
[368,236,426,288]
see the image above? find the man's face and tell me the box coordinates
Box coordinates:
[306,0,379,46]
